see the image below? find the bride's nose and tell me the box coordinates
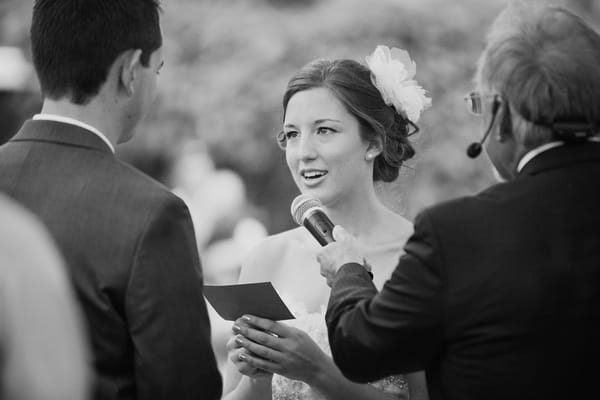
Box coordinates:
[298,133,318,161]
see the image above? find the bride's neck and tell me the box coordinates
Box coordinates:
[323,191,395,244]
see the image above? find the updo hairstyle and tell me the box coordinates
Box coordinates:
[279,59,416,183]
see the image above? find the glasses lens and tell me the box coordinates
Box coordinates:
[465,92,482,115]
[276,130,287,150]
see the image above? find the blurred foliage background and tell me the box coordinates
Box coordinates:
[1,0,599,237]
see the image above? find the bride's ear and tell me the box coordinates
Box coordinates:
[365,139,383,161]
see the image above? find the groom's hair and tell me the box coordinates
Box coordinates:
[31,0,162,105]
[476,4,600,149]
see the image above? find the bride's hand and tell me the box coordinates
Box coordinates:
[232,314,330,384]
[226,326,273,380]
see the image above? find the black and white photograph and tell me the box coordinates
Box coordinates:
[1,1,599,399]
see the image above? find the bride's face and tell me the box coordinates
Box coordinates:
[283,87,373,205]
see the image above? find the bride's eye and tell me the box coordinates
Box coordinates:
[317,127,336,135]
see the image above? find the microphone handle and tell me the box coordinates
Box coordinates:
[303,210,335,246]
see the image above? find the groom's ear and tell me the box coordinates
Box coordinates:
[118,49,143,96]
[498,103,513,143]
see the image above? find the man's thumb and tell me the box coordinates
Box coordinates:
[332,225,348,241]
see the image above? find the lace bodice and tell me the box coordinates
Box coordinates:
[236,222,414,399]
[271,298,409,400]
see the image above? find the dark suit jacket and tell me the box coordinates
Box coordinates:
[326,142,600,400]
[0,120,222,400]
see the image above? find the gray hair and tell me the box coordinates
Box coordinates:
[475,2,600,148]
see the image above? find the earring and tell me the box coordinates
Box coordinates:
[365,153,375,161]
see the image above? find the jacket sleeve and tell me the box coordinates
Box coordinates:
[126,195,222,400]
[326,210,446,382]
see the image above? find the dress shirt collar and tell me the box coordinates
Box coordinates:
[517,141,564,173]
[517,136,600,173]
[33,114,115,153]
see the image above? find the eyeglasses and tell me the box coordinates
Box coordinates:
[464,91,501,115]
[276,130,287,150]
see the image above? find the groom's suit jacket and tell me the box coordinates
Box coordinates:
[326,142,600,400]
[0,120,222,400]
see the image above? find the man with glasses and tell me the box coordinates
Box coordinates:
[318,4,600,400]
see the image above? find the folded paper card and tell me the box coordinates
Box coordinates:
[204,282,295,321]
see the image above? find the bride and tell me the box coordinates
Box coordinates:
[222,46,431,400]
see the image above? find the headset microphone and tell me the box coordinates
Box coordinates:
[466,140,485,158]
[467,96,502,158]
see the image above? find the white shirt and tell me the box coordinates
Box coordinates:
[517,136,600,173]
[32,114,115,153]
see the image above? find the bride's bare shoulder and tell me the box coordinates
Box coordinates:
[238,227,308,282]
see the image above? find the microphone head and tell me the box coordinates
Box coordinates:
[290,194,323,225]
[466,142,482,158]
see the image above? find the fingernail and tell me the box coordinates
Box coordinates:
[235,336,244,345]
[242,315,252,322]
[232,324,241,333]
[238,353,247,361]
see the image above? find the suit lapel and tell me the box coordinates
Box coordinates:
[10,120,114,154]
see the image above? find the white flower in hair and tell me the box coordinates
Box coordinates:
[365,45,432,122]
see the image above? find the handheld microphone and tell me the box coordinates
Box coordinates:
[290,194,335,246]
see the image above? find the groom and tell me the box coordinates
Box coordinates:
[0,1,221,399]
[319,4,600,400]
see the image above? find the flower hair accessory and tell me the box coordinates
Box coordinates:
[365,45,432,122]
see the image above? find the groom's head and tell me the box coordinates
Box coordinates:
[31,0,163,106]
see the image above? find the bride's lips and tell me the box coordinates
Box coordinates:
[299,168,328,187]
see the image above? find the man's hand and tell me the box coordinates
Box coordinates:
[317,225,368,287]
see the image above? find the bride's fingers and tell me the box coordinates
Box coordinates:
[229,347,272,378]
[234,325,286,352]
[229,348,253,373]
[226,334,239,351]
[238,348,281,375]
[235,334,284,364]
[240,315,289,337]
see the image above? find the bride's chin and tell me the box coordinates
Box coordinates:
[301,189,327,202]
